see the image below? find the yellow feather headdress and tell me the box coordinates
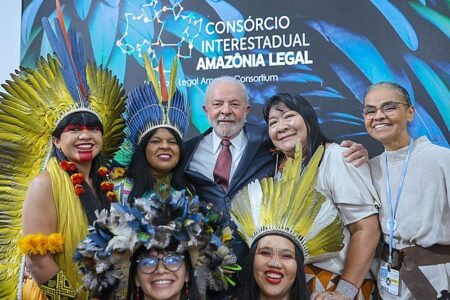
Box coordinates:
[230,145,344,263]
[0,2,126,297]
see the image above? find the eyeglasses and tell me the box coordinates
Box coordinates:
[362,101,410,120]
[256,248,295,261]
[136,254,185,274]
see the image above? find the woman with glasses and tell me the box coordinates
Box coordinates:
[261,93,380,300]
[127,245,199,300]
[363,82,450,300]
[75,181,237,299]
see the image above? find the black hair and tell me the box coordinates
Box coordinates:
[127,244,200,300]
[263,93,332,166]
[51,111,109,224]
[240,235,310,300]
[127,127,188,204]
[364,81,412,106]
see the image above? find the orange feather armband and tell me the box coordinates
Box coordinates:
[18,233,65,255]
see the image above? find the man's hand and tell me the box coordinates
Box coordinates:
[340,140,368,167]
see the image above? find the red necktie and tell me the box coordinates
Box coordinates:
[213,139,232,191]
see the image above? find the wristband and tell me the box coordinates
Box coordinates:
[40,270,77,299]
[336,278,358,300]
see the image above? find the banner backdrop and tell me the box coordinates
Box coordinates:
[21,0,449,156]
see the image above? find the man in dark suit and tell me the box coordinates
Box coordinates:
[184,76,274,298]
[184,76,368,298]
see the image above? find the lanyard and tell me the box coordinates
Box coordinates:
[383,138,413,266]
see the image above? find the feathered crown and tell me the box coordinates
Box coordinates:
[230,145,344,263]
[113,55,188,167]
[41,0,109,128]
[0,1,125,297]
[75,190,239,297]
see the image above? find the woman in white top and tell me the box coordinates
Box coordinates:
[363,82,450,300]
[264,93,380,300]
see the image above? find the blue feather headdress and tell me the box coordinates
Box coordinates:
[75,190,239,297]
[40,0,104,126]
[114,56,189,166]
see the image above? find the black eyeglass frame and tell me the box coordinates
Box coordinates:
[136,254,185,274]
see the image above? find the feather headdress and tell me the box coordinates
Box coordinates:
[75,191,238,297]
[230,145,344,263]
[114,56,188,167]
[0,1,125,298]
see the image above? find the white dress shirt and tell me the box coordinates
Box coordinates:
[188,129,248,182]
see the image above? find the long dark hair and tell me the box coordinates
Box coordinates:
[263,93,332,166]
[51,111,110,224]
[127,244,200,300]
[240,236,310,300]
[126,127,188,203]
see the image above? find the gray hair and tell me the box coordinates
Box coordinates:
[364,81,412,105]
[205,76,249,105]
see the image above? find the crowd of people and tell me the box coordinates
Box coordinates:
[0,3,449,300]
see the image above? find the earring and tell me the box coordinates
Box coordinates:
[136,287,141,300]
[184,280,190,300]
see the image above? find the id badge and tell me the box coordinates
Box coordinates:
[379,262,401,296]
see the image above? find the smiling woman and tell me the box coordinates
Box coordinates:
[363,82,450,300]
[231,140,345,300]
[261,93,380,300]
[0,3,126,297]
[128,245,193,300]
[112,56,192,205]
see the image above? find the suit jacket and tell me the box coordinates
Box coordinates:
[184,122,276,217]
[184,123,276,298]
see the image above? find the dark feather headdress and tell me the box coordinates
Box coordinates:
[75,191,238,297]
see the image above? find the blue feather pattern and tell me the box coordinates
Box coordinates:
[206,0,245,39]
[74,0,92,21]
[307,20,396,84]
[330,63,368,102]
[21,0,44,45]
[404,53,450,130]
[126,83,162,146]
[107,41,127,83]
[119,0,154,66]
[40,7,71,58]
[187,83,210,133]
[409,2,450,38]
[68,29,88,96]
[410,101,449,147]
[169,90,189,137]
[89,1,119,65]
[370,0,419,50]
[41,17,88,104]
[164,11,223,58]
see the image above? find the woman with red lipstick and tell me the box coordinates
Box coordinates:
[231,138,344,300]
[260,93,380,300]
[0,6,126,299]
